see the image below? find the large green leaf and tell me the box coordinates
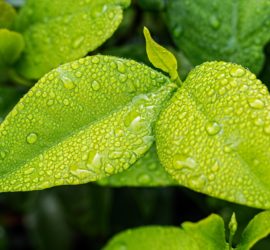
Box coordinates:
[156,61,270,209]
[0,29,24,67]
[103,214,227,250]
[98,145,176,187]
[14,0,130,79]
[236,210,270,250]
[0,55,176,191]
[166,0,270,74]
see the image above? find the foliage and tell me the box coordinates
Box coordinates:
[0,0,270,249]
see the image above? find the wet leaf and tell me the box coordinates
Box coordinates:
[98,145,176,187]
[166,0,270,74]
[0,55,176,191]
[156,61,270,209]
[14,0,130,79]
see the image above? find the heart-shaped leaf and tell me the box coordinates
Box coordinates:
[98,145,176,187]
[14,0,130,79]
[166,0,270,74]
[0,55,176,191]
[156,61,270,209]
[103,214,227,250]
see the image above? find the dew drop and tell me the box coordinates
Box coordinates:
[62,76,75,89]
[92,80,100,91]
[24,168,35,175]
[230,67,245,77]
[26,133,38,144]
[124,110,144,132]
[72,36,84,48]
[63,99,70,106]
[205,121,221,135]
[0,151,6,159]
[111,242,127,250]
[137,173,151,185]
[87,150,101,169]
[117,61,126,73]
[248,98,264,109]
[92,57,100,64]
[264,124,270,135]
[189,174,207,189]
[108,151,123,159]
[173,154,196,171]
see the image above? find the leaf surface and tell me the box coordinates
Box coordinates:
[0,0,16,28]
[103,214,227,250]
[156,61,270,209]
[14,0,130,79]
[0,55,176,191]
[236,210,270,250]
[166,0,270,74]
[98,145,176,187]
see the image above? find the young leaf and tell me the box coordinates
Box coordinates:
[103,214,227,250]
[229,213,238,249]
[143,27,179,82]
[98,145,176,187]
[14,0,130,79]
[156,61,270,209]
[0,0,16,29]
[166,0,270,74]
[0,29,24,67]
[0,55,176,191]
[236,210,270,250]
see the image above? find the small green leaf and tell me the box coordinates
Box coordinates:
[0,55,176,191]
[236,211,270,250]
[103,214,227,250]
[229,213,238,249]
[156,61,270,209]
[14,0,131,79]
[98,145,176,187]
[0,0,16,29]
[166,0,270,74]
[0,29,24,67]
[143,27,180,83]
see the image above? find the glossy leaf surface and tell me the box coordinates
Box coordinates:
[98,145,176,187]
[14,0,130,79]
[166,0,270,74]
[156,61,270,209]
[0,55,176,191]
[103,214,227,250]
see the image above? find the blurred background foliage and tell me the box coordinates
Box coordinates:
[0,0,270,249]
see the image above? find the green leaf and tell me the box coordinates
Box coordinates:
[236,211,270,250]
[98,145,176,187]
[166,0,270,74]
[229,213,238,249]
[0,55,176,191]
[156,61,270,209]
[0,0,16,29]
[143,27,179,82]
[0,29,24,67]
[103,214,227,250]
[14,0,131,79]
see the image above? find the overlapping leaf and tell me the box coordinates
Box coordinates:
[156,61,270,209]
[166,0,270,74]
[14,0,130,79]
[98,145,176,187]
[0,55,176,191]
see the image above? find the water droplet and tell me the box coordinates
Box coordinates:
[92,80,100,91]
[0,151,6,159]
[24,168,35,175]
[104,164,115,174]
[117,61,126,73]
[108,151,123,159]
[62,76,75,89]
[87,150,101,169]
[124,110,145,133]
[63,99,69,106]
[189,174,207,189]
[248,98,264,109]
[72,36,84,48]
[230,67,245,77]
[173,154,196,171]
[111,242,127,250]
[26,133,38,144]
[209,15,220,29]
[137,173,151,185]
[92,57,100,64]
[205,121,221,135]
